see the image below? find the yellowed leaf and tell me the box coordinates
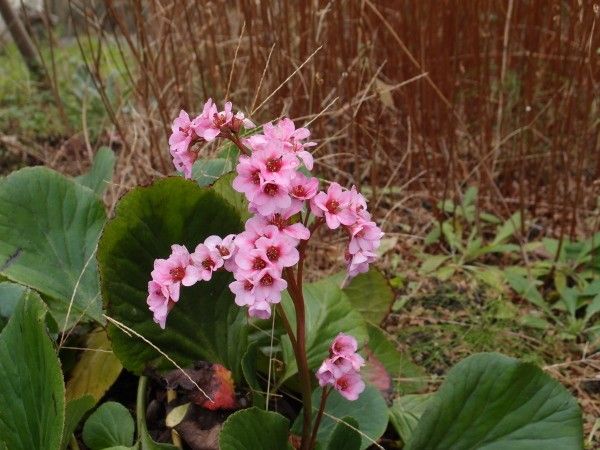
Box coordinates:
[65,329,122,403]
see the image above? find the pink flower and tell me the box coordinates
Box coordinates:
[205,234,237,271]
[191,243,224,281]
[254,144,299,186]
[315,333,366,401]
[289,173,319,201]
[311,182,356,229]
[147,280,176,329]
[229,276,256,307]
[254,234,299,268]
[251,180,292,216]
[234,247,271,274]
[191,99,221,141]
[334,371,365,401]
[252,268,287,303]
[349,186,370,220]
[263,118,316,169]
[169,110,196,154]
[316,360,338,387]
[171,148,197,179]
[348,219,383,254]
[229,111,256,133]
[248,300,272,319]
[192,100,254,141]
[331,333,359,356]
[235,222,281,253]
[263,205,310,241]
[331,353,365,373]
[232,155,263,202]
[345,249,376,278]
[151,245,201,299]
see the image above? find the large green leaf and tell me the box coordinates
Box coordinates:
[0,290,65,450]
[363,324,425,395]
[327,417,361,450]
[279,275,368,381]
[98,177,247,377]
[0,167,105,324]
[219,407,291,450]
[76,146,116,196]
[0,281,25,330]
[293,385,388,450]
[61,395,95,450]
[389,394,432,445]
[342,269,394,324]
[406,352,583,450]
[212,172,251,221]
[82,402,135,449]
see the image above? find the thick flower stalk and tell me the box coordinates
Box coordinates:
[147,99,383,449]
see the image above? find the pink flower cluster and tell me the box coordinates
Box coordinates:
[168,99,254,178]
[150,101,382,328]
[316,333,365,401]
[147,237,235,328]
[310,182,383,277]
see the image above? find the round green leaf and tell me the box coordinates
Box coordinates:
[327,417,361,450]
[293,385,388,450]
[82,402,135,449]
[98,177,247,376]
[0,167,105,324]
[0,290,65,450]
[343,269,394,324]
[219,407,290,450]
[406,352,584,450]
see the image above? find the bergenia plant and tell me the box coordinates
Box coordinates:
[149,99,382,448]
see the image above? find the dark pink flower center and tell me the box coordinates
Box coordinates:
[292,185,306,197]
[243,280,254,291]
[213,113,227,127]
[252,258,267,270]
[217,245,230,257]
[263,183,279,196]
[170,266,185,282]
[337,377,349,390]
[251,170,261,185]
[260,274,274,286]
[326,199,340,213]
[266,157,282,172]
[202,258,215,270]
[266,246,280,261]
[269,214,288,230]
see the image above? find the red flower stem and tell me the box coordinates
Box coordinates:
[275,303,297,350]
[226,133,252,156]
[308,386,331,450]
[283,267,313,450]
[296,219,323,287]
